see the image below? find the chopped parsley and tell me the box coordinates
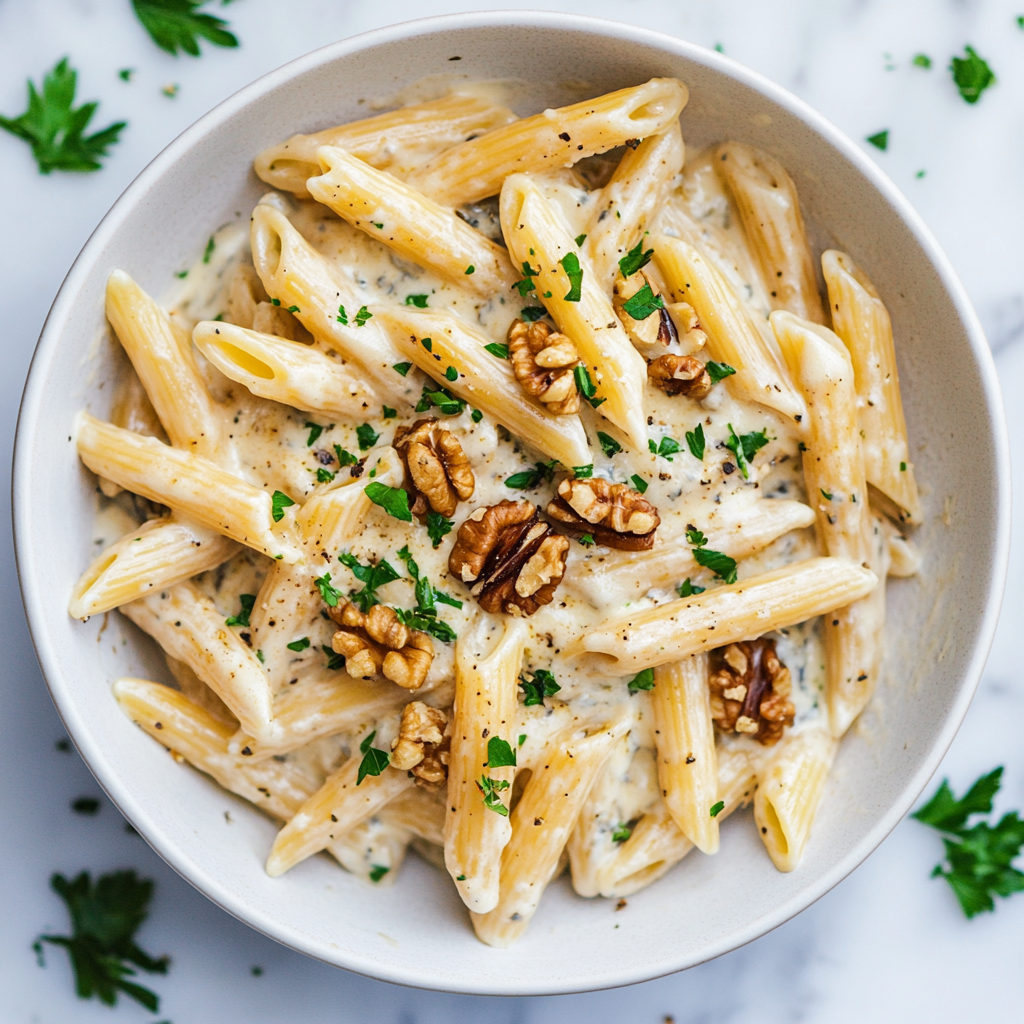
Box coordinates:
[393,362,412,376]
[425,510,454,549]
[520,305,547,322]
[627,668,655,693]
[225,593,256,627]
[950,46,996,104]
[598,432,622,457]
[338,553,401,612]
[685,423,705,461]
[415,383,464,416]
[573,365,605,408]
[485,343,510,359]
[618,238,654,278]
[286,637,310,652]
[505,460,558,490]
[336,305,348,325]
[678,578,705,597]
[630,474,648,494]
[369,865,390,883]
[866,130,889,151]
[573,464,594,479]
[514,276,535,297]
[704,361,736,385]
[202,236,215,263]
[34,870,168,1011]
[356,730,391,784]
[445,366,459,382]
[820,488,834,501]
[724,424,770,480]
[270,490,295,522]
[364,482,412,522]
[333,443,358,467]
[255,649,265,664]
[0,58,126,174]
[577,533,595,546]
[315,467,335,484]
[356,423,380,450]
[314,573,342,607]
[394,545,460,642]
[465,265,475,275]
[354,306,373,326]
[471,408,483,423]
[485,736,517,769]
[710,800,725,818]
[649,435,682,461]
[131,0,238,57]
[559,252,583,302]
[305,420,326,446]
[913,767,1024,917]
[687,525,738,584]
[519,668,561,706]
[321,644,344,671]
[382,406,397,420]
[912,54,932,68]
[621,283,665,321]
[612,823,633,843]
[575,233,588,247]
[478,775,511,816]
[119,68,135,82]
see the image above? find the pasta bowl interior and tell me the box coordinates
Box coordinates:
[14,13,1008,995]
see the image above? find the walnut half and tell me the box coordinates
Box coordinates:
[390,701,450,785]
[546,478,660,550]
[393,417,475,519]
[507,319,581,415]
[647,354,712,400]
[448,500,569,616]
[708,639,795,746]
[330,601,433,690]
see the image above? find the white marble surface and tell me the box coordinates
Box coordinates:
[2,1,1023,1021]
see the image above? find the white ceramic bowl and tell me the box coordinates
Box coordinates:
[14,11,1009,996]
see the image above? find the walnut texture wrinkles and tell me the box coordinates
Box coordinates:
[393,417,475,519]
[390,701,450,784]
[647,353,713,399]
[546,478,661,551]
[708,639,795,746]
[448,500,569,616]
[329,600,433,690]
[507,319,581,415]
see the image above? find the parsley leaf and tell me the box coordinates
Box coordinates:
[364,482,412,522]
[354,305,373,326]
[478,775,511,816]
[131,0,238,57]
[405,294,429,307]
[575,233,588,247]
[336,305,348,325]
[913,768,1024,917]
[649,435,682,461]
[485,343,510,359]
[315,467,336,484]
[519,669,561,706]
[338,553,401,612]
[35,870,168,1011]
[686,423,705,461]
[559,252,583,302]
[356,424,379,450]
[704,361,736,385]
[357,731,391,784]
[612,823,633,843]
[621,283,665,321]
[313,573,342,607]
[630,474,648,494]
[333,443,358,467]
[577,533,595,546]
[286,637,310,652]
[950,46,996,104]
[598,432,622,457]
[305,420,326,446]
[710,800,725,817]
[0,58,126,174]
[628,668,655,693]
[618,239,654,278]
[368,865,390,883]
[573,365,605,408]
[425,510,453,548]
[866,130,889,151]
[724,423,770,479]
[321,643,344,670]
[520,306,547,322]
[678,578,705,597]
[687,527,737,584]
[913,54,932,68]
[573,464,594,479]
[393,361,412,376]
[505,460,557,490]
[485,736,517,768]
[225,593,256,628]
[270,490,295,522]
[414,383,464,416]
[393,545,460,642]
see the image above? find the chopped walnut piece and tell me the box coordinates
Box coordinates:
[613,270,670,347]
[647,354,713,400]
[507,319,581,415]
[708,639,795,745]
[393,417,475,519]
[390,701,450,786]
[448,500,569,616]
[546,478,660,551]
[330,600,433,690]
[664,301,709,354]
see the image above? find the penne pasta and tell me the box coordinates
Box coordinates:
[408,78,689,206]
[373,306,592,467]
[713,142,826,324]
[254,92,518,198]
[308,146,517,297]
[445,617,527,914]
[500,175,649,448]
[570,556,877,674]
[822,250,921,523]
[75,412,303,564]
[69,515,239,619]
[753,723,837,871]
[653,234,805,421]
[192,321,375,418]
[652,654,719,854]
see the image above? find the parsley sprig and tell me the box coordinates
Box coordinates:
[225,594,255,628]
[618,238,654,278]
[687,526,737,584]
[913,767,1024,918]
[950,46,996,105]
[477,737,517,815]
[34,871,168,1011]
[724,424,770,480]
[519,668,561,706]
[394,546,460,643]
[356,730,391,784]
[505,460,558,490]
[0,59,126,174]
[131,0,238,57]
[338,553,401,612]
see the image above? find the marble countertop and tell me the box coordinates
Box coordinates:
[2,2,1023,1021]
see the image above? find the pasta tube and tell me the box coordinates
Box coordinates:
[113,678,314,821]
[653,235,804,421]
[408,78,689,206]
[470,715,630,947]
[500,175,648,449]
[583,124,685,289]
[374,307,591,467]
[713,143,826,324]
[822,250,921,523]
[652,654,719,854]
[569,556,877,674]
[105,270,225,460]
[445,617,528,914]
[772,311,882,736]
[753,724,837,871]
[308,146,517,297]
[120,582,275,743]
[69,516,238,619]
[192,321,375,418]
[75,412,303,563]
[253,93,517,198]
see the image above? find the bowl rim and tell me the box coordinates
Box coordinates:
[13,8,1011,995]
